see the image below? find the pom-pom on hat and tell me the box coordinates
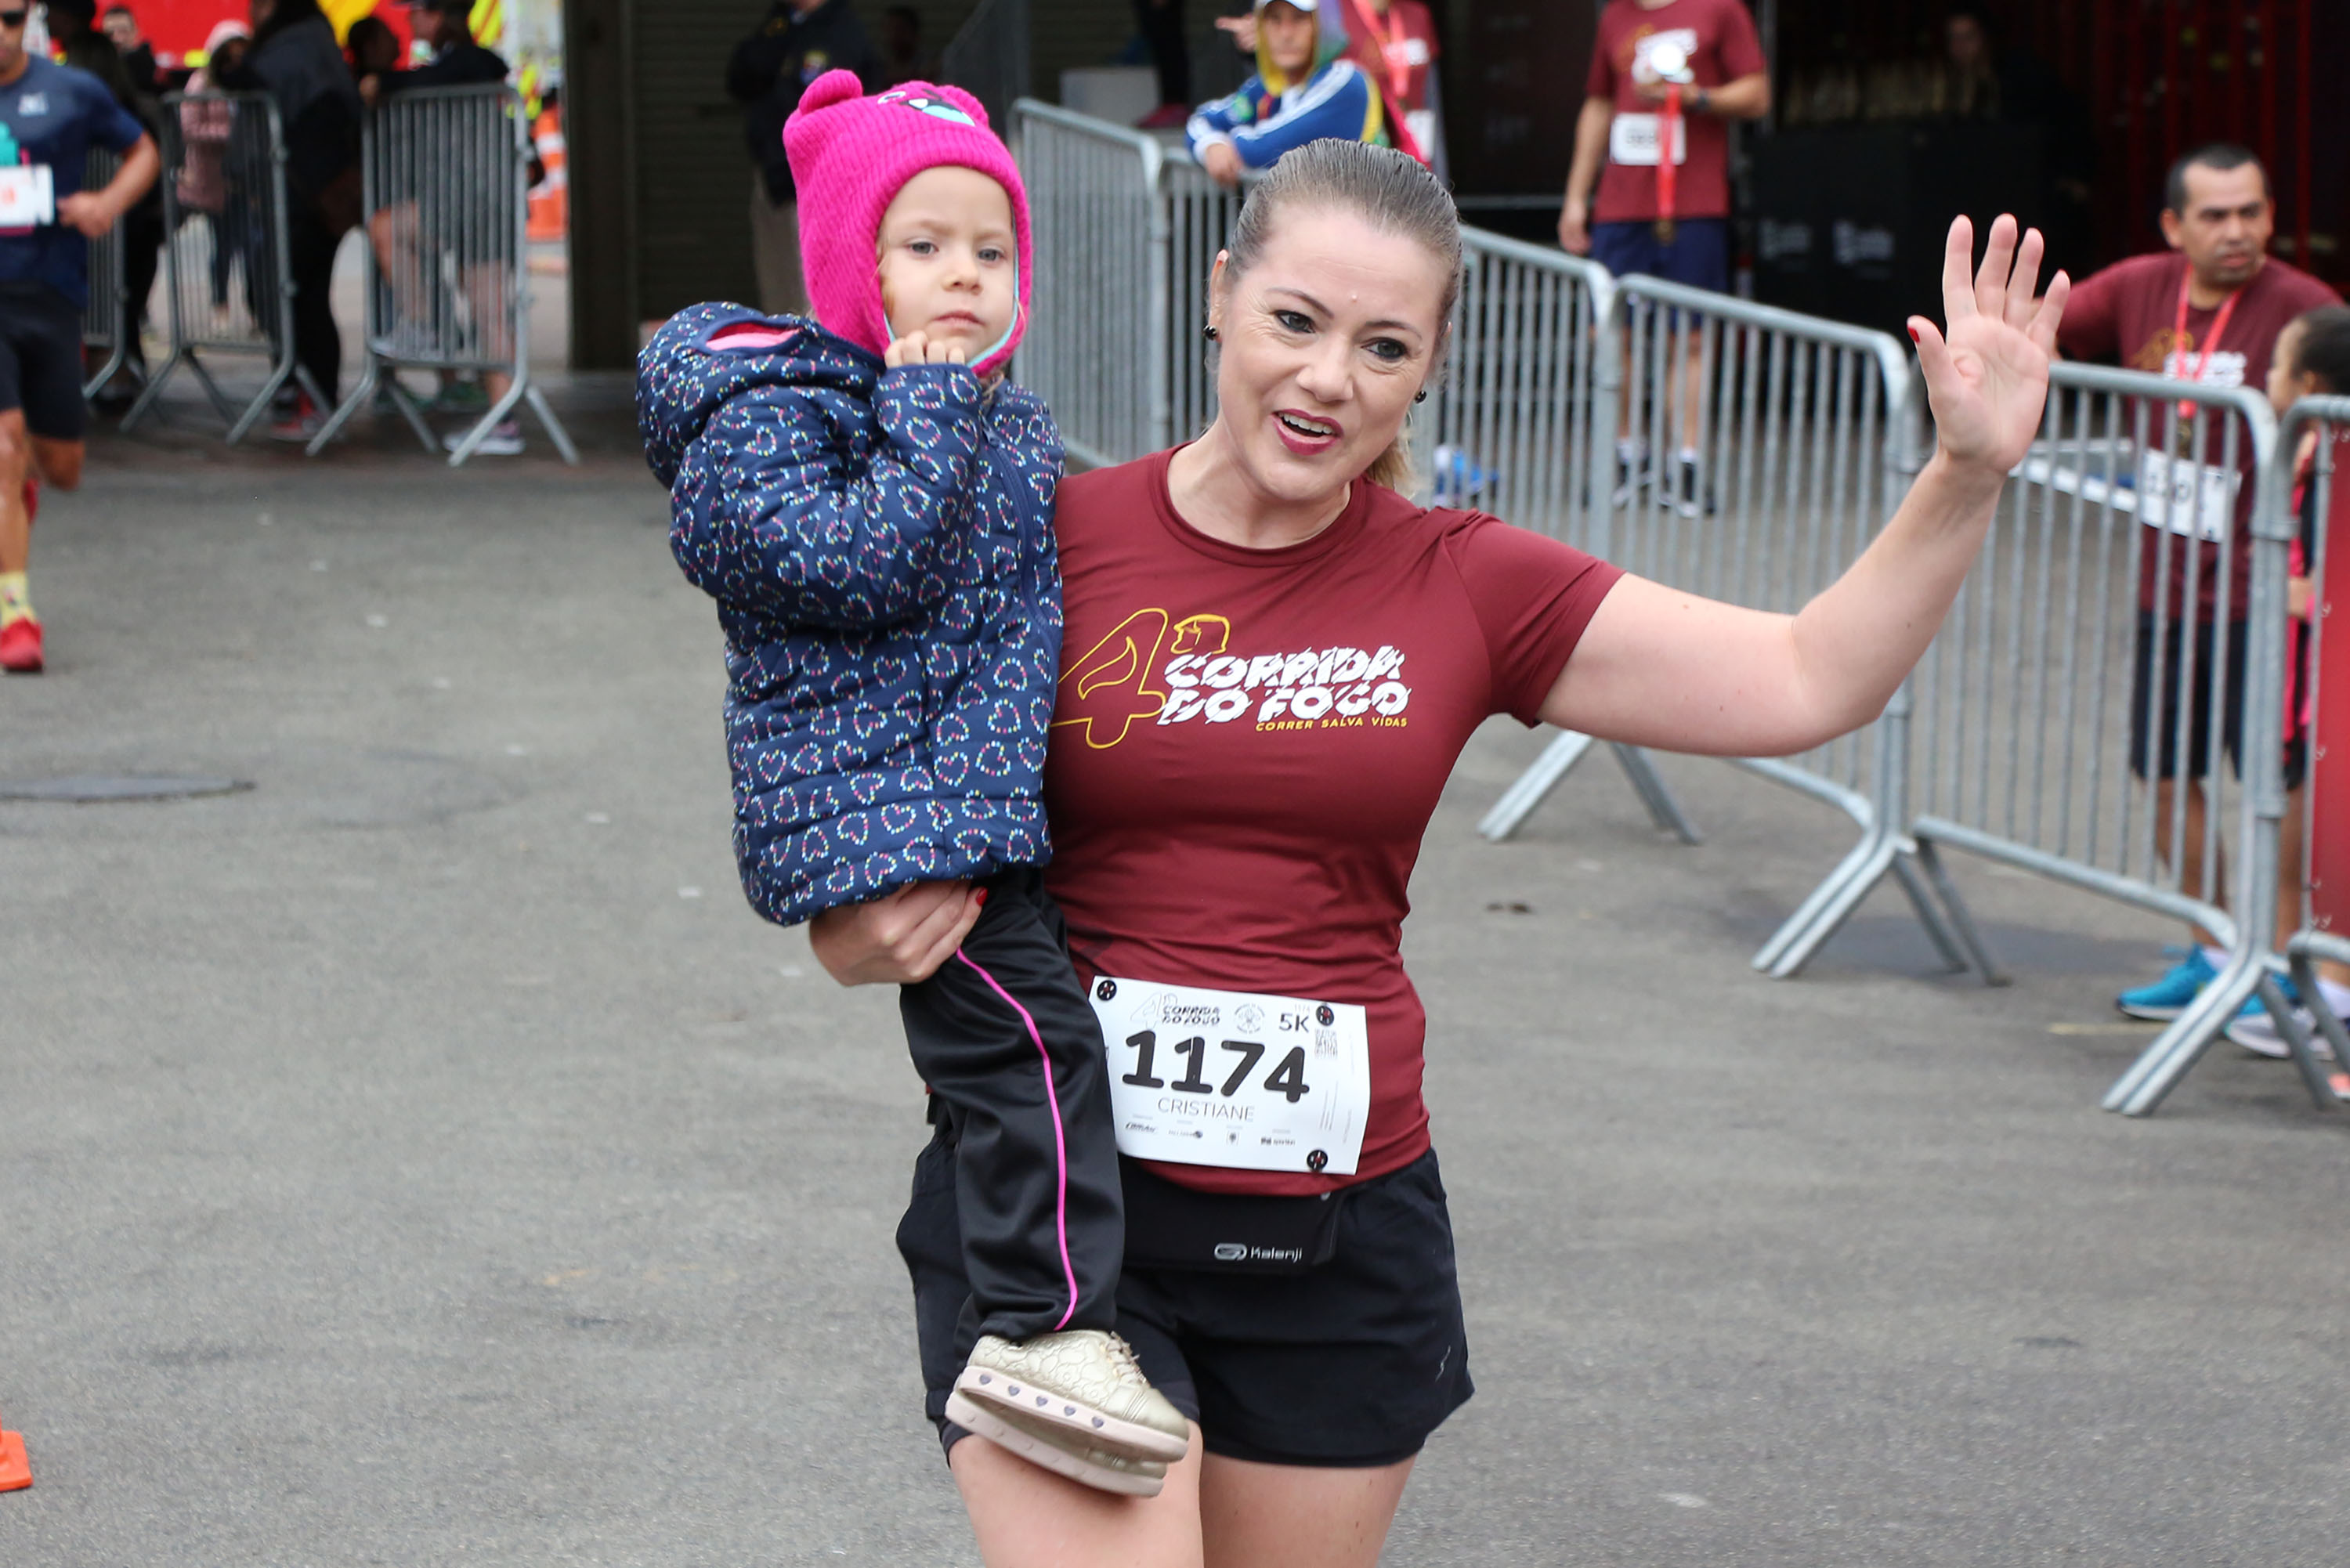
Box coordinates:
[783,71,1033,378]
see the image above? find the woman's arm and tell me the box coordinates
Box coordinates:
[808,880,987,985]
[1542,215,2067,756]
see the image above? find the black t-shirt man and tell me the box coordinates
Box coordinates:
[382,38,510,96]
[727,0,878,204]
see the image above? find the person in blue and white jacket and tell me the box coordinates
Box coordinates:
[1188,0,1385,187]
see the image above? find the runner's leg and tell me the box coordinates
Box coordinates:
[2,291,90,670]
[947,1433,1415,1568]
[463,261,515,413]
[0,414,31,579]
[31,435,84,490]
[951,1425,1206,1568]
[286,208,344,409]
[1200,1453,1415,1568]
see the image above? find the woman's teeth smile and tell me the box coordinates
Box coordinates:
[1276,411,1338,442]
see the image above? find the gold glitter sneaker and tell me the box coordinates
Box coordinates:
[953,1330,1191,1463]
[944,1389,1173,1498]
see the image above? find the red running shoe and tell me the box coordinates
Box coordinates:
[0,613,42,674]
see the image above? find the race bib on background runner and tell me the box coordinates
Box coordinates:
[0,164,55,228]
[1608,113,1687,168]
[2135,450,2239,542]
[1089,976,1370,1176]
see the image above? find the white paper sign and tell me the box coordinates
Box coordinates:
[1609,112,1687,168]
[2135,450,2240,542]
[1089,975,1370,1176]
[0,164,55,229]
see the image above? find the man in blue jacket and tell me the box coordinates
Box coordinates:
[1187,0,1383,187]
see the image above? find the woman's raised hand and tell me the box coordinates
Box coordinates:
[1909,214,2069,476]
[808,880,985,985]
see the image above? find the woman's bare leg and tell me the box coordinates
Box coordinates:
[1200,1452,1414,1568]
[949,1426,1414,1568]
[952,1426,1208,1568]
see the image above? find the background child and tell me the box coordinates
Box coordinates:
[2232,304,2350,1057]
[635,72,1188,1494]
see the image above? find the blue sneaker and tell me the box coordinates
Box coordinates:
[2236,973,2300,1021]
[2116,947,2218,1021]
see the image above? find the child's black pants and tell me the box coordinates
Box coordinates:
[898,867,1122,1344]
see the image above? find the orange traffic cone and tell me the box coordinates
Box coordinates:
[0,1404,28,1491]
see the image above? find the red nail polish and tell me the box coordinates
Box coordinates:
[1907,326,1921,343]
[974,890,989,908]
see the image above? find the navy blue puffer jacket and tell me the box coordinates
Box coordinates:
[639,302,1065,926]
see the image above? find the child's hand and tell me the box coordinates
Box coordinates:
[884,331,968,370]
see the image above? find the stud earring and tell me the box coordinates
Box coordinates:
[1414,388,1428,403]
[1202,324,1219,341]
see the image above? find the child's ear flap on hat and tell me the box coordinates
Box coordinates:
[799,68,868,116]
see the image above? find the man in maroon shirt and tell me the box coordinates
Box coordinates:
[1334,1,1441,171]
[2057,145,2343,1022]
[1558,0,1770,516]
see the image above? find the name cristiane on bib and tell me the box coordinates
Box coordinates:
[1053,607,1414,749]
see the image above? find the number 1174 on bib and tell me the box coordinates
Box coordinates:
[1087,977,1371,1175]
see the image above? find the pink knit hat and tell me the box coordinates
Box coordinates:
[783,72,1032,378]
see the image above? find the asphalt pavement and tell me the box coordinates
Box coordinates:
[3,397,2346,1566]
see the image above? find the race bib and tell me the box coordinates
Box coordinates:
[1608,113,1687,168]
[0,164,55,228]
[1089,976,1370,1176]
[2135,450,2240,542]
[1379,37,1432,71]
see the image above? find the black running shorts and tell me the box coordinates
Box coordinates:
[0,284,89,443]
[901,1134,1474,1469]
[2129,611,2250,781]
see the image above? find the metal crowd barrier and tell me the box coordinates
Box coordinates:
[124,92,310,443]
[310,83,576,465]
[79,146,133,399]
[1480,279,1967,976]
[1013,100,1166,465]
[1432,229,1609,547]
[1900,367,2283,1111]
[2258,394,2350,1110]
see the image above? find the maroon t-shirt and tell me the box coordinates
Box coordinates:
[1585,0,1766,225]
[1043,450,1623,1196]
[1337,0,1439,114]
[2059,251,2341,618]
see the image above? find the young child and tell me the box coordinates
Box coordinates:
[2232,304,2350,1059]
[635,73,1189,1495]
